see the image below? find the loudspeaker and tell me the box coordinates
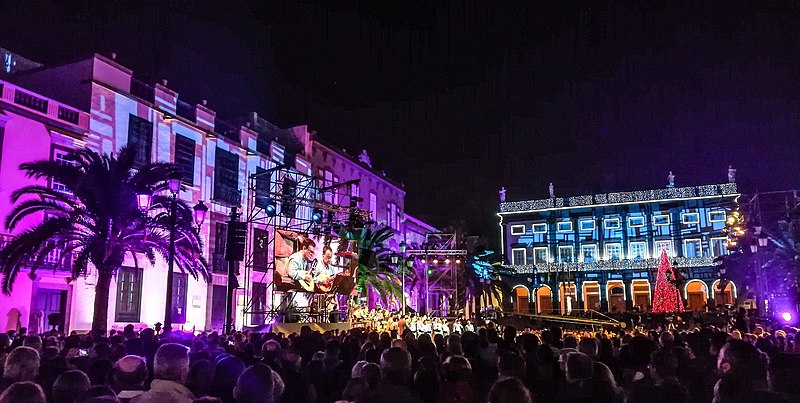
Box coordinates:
[225,221,247,261]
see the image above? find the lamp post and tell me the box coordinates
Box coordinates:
[750,226,769,315]
[163,173,181,333]
[400,242,407,315]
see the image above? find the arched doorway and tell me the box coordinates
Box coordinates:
[513,286,530,314]
[560,283,577,314]
[712,280,736,306]
[632,280,651,311]
[536,285,552,314]
[685,280,708,311]
[583,282,601,311]
[607,280,626,312]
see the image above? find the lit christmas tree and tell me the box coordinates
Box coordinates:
[652,249,685,313]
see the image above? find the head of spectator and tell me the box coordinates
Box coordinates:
[342,377,368,402]
[718,339,768,384]
[578,337,599,359]
[88,358,113,385]
[380,347,412,385]
[445,334,463,356]
[153,343,191,384]
[260,340,281,367]
[232,364,273,403]
[0,381,46,403]
[768,352,800,398]
[649,349,679,384]
[497,351,526,380]
[565,352,594,384]
[186,359,213,397]
[442,355,472,382]
[487,377,533,403]
[22,335,42,352]
[53,370,91,403]
[563,334,578,349]
[659,331,675,347]
[74,385,117,403]
[3,346,39,382]
[111,355,147,392]
[212,356,246,401]
[361,362,381,389]
[278,349,301,372]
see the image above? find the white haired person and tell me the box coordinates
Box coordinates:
[131,343,193,403]
[0,346,39,393]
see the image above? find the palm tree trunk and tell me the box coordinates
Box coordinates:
[91,267,114,335]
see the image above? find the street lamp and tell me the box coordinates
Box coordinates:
[400,242,407,315]
[163,172,181,333]
[750,227,770,314]
[193,200,209,227]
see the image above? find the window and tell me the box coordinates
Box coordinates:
[254,166,271,209]
[605,243,622,260]
[558,246,573,263]
[579,219,595,231]
[369,193,377,221]
[171,273,188,324]
[711,237,728,256]
[581,244,597,262]
[653,214,671,226]
[557,221,573,232]
[629,242,647,260]
[511,248,526,265]
[510,225,526,235]
[709,210,726,222]
[655,240,674,257]
[628,216,645,227]
[252,227,269,272]
[604,218,621,229]
[683,239,702,258]
[681,212,699,224]
[213,222,228,273]
[127,114,153,167]
[174,134,195,186]
[532,223,548,233]
[51,148,74,194]
[533,247,549,264]
[213,148,240,205]
[351,183,360,207]
[115,267,143,322]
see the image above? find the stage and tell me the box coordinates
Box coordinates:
[245,321,352,335]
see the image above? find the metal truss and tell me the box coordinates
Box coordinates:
[406,232,467,317]
[240,164,370,325]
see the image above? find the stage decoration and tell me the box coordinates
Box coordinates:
[653,249,685,313]
[499,183,738,213]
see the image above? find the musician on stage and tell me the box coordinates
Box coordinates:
[319,246,337,277]
[287,237,316,286]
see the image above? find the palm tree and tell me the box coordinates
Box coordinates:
[762,207,800,295]
[461,248,512,311]
[345,225,402,306]
[0,147,208,334]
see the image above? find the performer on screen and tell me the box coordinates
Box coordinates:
[287,237,316,286]
[319,246,337,277]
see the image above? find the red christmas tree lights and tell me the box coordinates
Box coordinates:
[652,249,685,313]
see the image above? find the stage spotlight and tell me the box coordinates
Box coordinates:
[421,259,426,264]
[311,208,323,223]
[427,268,434,275]
[455,259,461,264]
[781,311,793,323]
[444,258,451,264]
[432,259,439,264]
[265,198,277,216]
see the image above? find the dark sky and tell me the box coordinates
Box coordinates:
[3,1,800,239]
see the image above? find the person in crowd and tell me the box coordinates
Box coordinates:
[131,343,194,403]
[361,347,421,403]
[53,370,91,403]
[111,355,148,402]
[0,381,47,403]
[232,364,273,403]
[487,377,532,403]
[1,345,39,392]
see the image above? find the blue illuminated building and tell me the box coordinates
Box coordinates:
[498,183,740,314]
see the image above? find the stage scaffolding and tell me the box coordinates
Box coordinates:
[240,164,370,326]
[406,232,467,317]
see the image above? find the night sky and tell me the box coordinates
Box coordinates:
[3,1,800,241]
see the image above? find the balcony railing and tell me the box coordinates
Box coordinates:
[510,256,719,274]
[0,79,90,130]
[0,234,73,272]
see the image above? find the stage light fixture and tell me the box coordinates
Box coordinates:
[455,259,462,264]
[427,268,434,275]
[781,311,793,322]
[444,258,451,264]
[265,198,277,216]
[432,259,439,264]
[311,208,323,223]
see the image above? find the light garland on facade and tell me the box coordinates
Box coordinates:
[499,183,738,213]
[509,256,719,274]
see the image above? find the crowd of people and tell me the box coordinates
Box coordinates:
[350,307,476,337]
[1,315,800,403]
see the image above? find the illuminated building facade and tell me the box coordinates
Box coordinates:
[1,51,436,333]
[498,183,740,314]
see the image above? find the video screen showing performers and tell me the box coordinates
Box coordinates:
[273,229,358,294]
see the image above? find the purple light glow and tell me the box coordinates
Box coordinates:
[781,312,793,322]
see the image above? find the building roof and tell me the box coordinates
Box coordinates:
[499,183,739,214]
[312,139,406,193]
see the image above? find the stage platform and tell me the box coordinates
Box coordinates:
[245,322,352,335]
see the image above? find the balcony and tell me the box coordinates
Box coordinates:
[0,233,73,272]
[0,79,90,131]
